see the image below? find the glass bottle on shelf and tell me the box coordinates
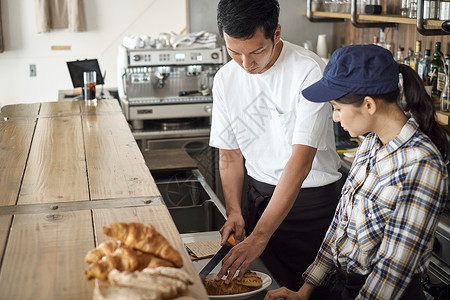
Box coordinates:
[373,36,379,45]
[396,47,405,63]
[437,44,444,58]
[378,29,387,49]
[403,48,414,66]
[386,42,394,55]
[430,42,444,96]
[440,56,449,111]
[444,54,449,74]
[410,40,423,71]
[418,49,432,84]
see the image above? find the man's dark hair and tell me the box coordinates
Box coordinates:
[217,0,280,42]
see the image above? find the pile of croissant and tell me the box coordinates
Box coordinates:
[84,222,193,299]
[203,271,263,295]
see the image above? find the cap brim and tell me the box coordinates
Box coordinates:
[302,80,348,103]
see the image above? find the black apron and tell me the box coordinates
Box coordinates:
[245,177,340,299]
[328,267,426,300]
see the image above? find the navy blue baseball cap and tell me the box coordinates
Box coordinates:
[302,44,399,103]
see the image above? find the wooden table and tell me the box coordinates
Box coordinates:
[0,100,208,300]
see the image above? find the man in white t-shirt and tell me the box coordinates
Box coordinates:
[210,0,341,297]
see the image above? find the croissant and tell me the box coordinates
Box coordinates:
[85,245,139,280]
[85,240,120,264]
[135,249,175,269]
[85,246,176,281]
[102,222,183,268]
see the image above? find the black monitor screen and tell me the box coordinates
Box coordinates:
[66,59,104,88]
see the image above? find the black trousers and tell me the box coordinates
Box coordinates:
[245,177,340,299]
[328,267,426,300]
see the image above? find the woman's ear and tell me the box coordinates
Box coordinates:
[363,96,377,115]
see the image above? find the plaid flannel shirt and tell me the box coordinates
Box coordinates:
[303,118,448,299]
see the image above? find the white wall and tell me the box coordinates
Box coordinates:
[0,0,186,106]
[189,0,333,54]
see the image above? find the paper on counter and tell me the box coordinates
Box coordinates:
[185,238,221,260]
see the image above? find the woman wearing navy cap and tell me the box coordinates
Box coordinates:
[265,44,449,300]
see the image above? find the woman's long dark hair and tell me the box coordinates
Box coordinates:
[337,64,449,162]
[400,64,449,162]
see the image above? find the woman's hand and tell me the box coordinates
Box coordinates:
[264,286,307,300]
[264,283,316,300]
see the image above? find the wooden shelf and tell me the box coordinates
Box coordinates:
[301,11,446,27]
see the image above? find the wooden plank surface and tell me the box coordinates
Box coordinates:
[92,205,208,300]
[80,99,123,113]
[0,215,12,264]
[0,119,37,206]
[0,102,40,118]
[83,113,160,200]
[40,100,81,116]
[0,100,206,299]
[0,211,95,300]
[19,115,89,204]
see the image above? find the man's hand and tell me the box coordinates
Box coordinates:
[215,233,267,283]
[219,214,245,246]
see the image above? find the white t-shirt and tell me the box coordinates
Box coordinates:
[210,41,341,187]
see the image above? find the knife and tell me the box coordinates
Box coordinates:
[199,232,239,280]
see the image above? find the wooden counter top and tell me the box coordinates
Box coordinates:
[0,100,208,299]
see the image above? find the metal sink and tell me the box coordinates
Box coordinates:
[157,178,210,208]
[168,200,226,234]
[156,169,227,234]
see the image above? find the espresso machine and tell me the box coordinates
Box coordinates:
[118,45,226,134]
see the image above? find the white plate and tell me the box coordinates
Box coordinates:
[207,271,272,300]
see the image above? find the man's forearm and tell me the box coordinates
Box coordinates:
[251,144,316,239]
[219,149,245,216]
